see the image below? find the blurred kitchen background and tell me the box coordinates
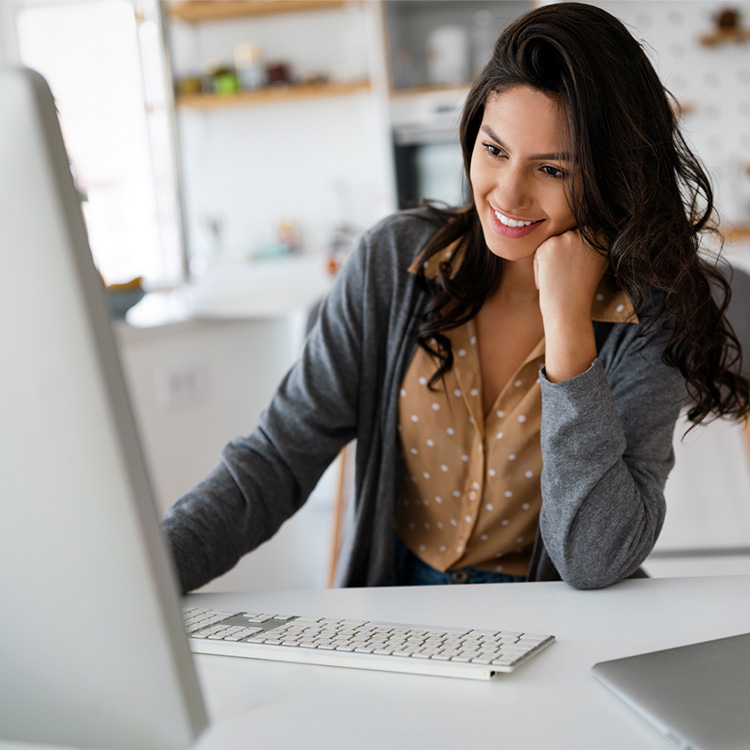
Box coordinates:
[1,0,749,590]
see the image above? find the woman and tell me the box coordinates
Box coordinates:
[162,3,749,592]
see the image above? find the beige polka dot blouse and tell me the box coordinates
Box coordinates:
[396,240,636,577]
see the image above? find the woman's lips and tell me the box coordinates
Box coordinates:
[489,207,544,238]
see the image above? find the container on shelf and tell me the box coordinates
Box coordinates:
[234,43,267,90]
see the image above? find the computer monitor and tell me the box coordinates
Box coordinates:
[0,67,207,749]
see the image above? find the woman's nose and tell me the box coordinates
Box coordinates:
[494,167,531,211]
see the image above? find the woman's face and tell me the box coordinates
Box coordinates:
[470,85,577,264]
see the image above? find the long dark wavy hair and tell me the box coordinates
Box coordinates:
[415,2,749,426]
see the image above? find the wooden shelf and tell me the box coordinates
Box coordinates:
[176,79,370,109]
[723,225,750,243]
[700,27,750,46]
[166,0,347,23]
[390,84,471,98]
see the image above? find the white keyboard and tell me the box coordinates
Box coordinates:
[183,607,555,681]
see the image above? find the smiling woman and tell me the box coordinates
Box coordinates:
[470,88,577,261]
[159,3,749,595]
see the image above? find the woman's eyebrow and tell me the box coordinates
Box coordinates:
[480,125,573,161]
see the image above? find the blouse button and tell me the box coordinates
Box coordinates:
[468,490,478,501]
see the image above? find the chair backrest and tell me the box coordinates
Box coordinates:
[722,261,750,464]
[723,263,750,379]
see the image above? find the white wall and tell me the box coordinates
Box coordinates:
[116,318,291,509]
[178,92,393,263]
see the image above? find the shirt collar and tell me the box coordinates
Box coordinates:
[408,236,466,279]
[409,237,637,324]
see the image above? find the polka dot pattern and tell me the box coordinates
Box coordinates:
[396,313,545,577]
[397,240,636,577]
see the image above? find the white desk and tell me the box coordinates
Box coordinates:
[2,576,748,750]
[186,575,749,750]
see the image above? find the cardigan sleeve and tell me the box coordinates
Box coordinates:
[160,229,373,593]
[538,321,685,589]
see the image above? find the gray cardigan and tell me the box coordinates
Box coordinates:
[161,209,685,592]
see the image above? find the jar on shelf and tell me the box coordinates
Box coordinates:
[203,62,239,95]
[426,25,469,87]
[234,43,266,90]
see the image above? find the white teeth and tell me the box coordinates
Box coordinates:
[494,210,535,228]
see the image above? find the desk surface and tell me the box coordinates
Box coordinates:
[188,575,749,750]
[2,575,748,750]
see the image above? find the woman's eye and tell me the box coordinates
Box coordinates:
[482,142,504,158]
[541,165,567,179]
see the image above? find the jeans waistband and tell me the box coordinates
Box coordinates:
[394,537,524,585]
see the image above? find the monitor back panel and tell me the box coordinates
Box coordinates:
[0,67,207,750]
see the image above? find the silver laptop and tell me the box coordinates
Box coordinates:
[592,633,750,750]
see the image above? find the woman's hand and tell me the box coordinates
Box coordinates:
[533,228,609,320]
[533,229,609,382]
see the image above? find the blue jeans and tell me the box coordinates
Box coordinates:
[394,537,524,585]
